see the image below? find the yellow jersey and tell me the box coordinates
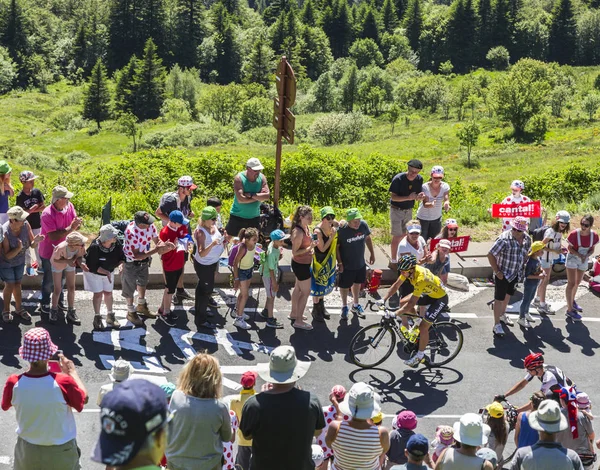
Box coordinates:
[399,265,447,299]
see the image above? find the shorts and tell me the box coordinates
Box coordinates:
[418,294,449,323]
[164,268,183,294]
[0,264,25,283]
[263,275,276,297]
[83,271,114,293]
[51,264,76,274]
[494,275,518,301]
[291,260,311,281]
[14,437,81,470]
[225,214,260,239]
[121,261,150,298]
[540,258,554,270]
[338,265,367,289]
[390,206,413,237]
[565,254,589,271]
[238,267,254,282]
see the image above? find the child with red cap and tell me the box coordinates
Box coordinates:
[229,371,258,469]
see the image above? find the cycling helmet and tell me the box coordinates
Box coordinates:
[556,210,570,224]
[511,180,525,190]
[523,352,544,369]
[397,254,418,271]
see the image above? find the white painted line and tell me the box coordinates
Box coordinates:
[93,329,154,354]
[99,355,167,374]
[170,327,273,358]
[0,456,10,464]
[223,376,242,391]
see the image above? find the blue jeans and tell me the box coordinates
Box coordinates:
[40,257,64,306]
[520,279,540,318]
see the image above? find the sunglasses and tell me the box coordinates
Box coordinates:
[448,228,457,231]
[512,228,524,233]
[211,218,217,221]
[432,177,443,180]
[325,215,335,221]
[581,223,591,228]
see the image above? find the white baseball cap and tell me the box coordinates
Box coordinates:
[246,158,264,171]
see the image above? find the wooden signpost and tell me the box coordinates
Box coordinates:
[272,56,296,209]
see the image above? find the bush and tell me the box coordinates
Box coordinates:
[160,98,192,123]
[581,92,600,120]
[244,126,277,145]
[525,113,548,143]
[309,112,372,146]
[594,73,600,92]
[486,46,510,70]
[65,150,91,161]
[48,109,89,130]
[239,97,272,132]
[142,123,240,149]
[524,164,600,203]
[0,46,17,94]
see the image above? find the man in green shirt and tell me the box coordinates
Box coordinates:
[226,158,270,238]
[92,379,169,470]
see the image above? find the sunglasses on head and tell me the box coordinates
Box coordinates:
[581,223,591,228]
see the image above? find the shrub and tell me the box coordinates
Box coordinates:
[48,109,90,130]
[239,97,272,132]
[594,73,600,92]
[525,113,548,143]
[244,126,277,145]
[65,150,91,161]
[486,46,510,70]
[581,92,600,120]
[160,98,192,123]
[142,123,240,149]
[309,112,372,146]
[0,46,16,94]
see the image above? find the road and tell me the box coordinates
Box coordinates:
[0,279,598,468]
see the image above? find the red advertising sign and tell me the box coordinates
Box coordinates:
[491,200,541,218]
[430,236,470,253]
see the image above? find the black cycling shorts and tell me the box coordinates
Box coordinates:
[419,294,449,324]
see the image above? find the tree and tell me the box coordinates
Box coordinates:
[209,4,241,83]
[173,0,205,68]
[359,7,381,44]
[349,38,384,68]
[456,120,480,168]
[312,72,335,112]
[486,46,510,69]
[83,59,111,129]
[1,0,30,86]
[242,32,275,88]
[299,26,334,81]
[132,39,166,121]
[403,0,423,54]
[492,0,512,51]
[117,113,142,152]
[107,0,137,71]
[382,0,399,33]
[356,66,393,116]
[491,58,552,137]
[550,85,570,117]
[321,0,353,58]
[581,93,600,121]
[115,55,139,115]
[445,0,479,73]
[387,103,401,134]
[340,62,358,112]
[0,46,16,93]
[478,0,494,63]
[200,83,245,125]
[576,10,600,66]
[548,0,576,64]
[301,0,317,24]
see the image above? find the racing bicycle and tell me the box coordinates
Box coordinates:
[349,308,464,368]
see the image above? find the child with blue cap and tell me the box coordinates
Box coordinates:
[259,229,289,329]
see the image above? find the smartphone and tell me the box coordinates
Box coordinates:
[48,350,63,373]
[311,233,318,242]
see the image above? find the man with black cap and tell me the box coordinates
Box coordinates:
[121,211,173,326]
[388,160,426,270]
[92,379,169,469]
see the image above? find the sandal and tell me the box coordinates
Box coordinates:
[293,322,314,330]
[2,311,13,323]
[287,315,308,321]
[14,309,32,322]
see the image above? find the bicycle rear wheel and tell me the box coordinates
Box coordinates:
[424,321,463,367]
[349,323,397,368]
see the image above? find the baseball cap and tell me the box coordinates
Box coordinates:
[331,385,347,401]
[556,210,571,223]
[240,371,258,388]
[406,433,429,457]
[98,224,120,243]
[0,160,11,174]
[92,379,169,467]
[19,170,37,182]
[134,211,156,226]
[486,402,505,419]
[528,241,545,256]
[270,229,290,241]
[19,327,58,362]
[476,447,498,467]
[407,224,422,234]
[438,239,452,249]
[66,231,87,246]
[346,208,362,221]
[407,159,423,170]
[396,410,418,430]
[177,175,197,190]
[51,185,74,203]
[201,206,218,221]
[511,180,525,190]
[246,158,264,171]
[169,210,189,225]
[320,206,336,219]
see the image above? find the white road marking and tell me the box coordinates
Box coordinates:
[0,456,10,464]
[170,327,273,359]
[99,355,167,374]
[92,328,154,354]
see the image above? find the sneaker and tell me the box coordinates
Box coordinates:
[517,317,532,329]
[532,298,541,308]
[93,315,104,330]
[158,312,178,327]
[49,308,59,324]
[259,309,269,320]
[351,304,366,319]
[172,295,183,306]
[524,312,536,323]
[266,318,284,329]
[311,304,325,322]
[39,304,50,315]
[26,267,36,276]
[493,323,505,337]
[404,354,424,368]
[176,289,194,301]
[566,310,582,322]
[499,313,514,327]
[36,266,44,274]
[199,321,217,329]
[573,301,583,312]
[136,303,157,319]
[208,297,219,308]
[126,311,144,327]
[341,306,349,321]
[106,313,121,329]
[537,304,555,315]
[66,308,81,325]
[234,317,251,330]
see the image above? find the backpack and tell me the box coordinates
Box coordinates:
[111,220,132,241]
[259,203,284,236]
[228,242,263,270]
[531,225,550,242]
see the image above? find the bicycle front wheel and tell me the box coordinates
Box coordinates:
[424,321,463,367]
[349,323,396,368]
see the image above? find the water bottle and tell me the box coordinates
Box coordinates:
[400,325,411,340]
[407,326,420,343]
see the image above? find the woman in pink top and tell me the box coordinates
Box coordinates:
[50,232,87,325]
[565,214,598,321]
[289,205,316,331]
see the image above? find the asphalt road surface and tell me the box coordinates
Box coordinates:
[0,279,598,469]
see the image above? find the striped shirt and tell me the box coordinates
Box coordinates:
[331,420,383,470]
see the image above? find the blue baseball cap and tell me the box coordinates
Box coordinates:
[270,229,290,241]
[92,379,169,467]
[169,210,189,225]
[406,433,429,457]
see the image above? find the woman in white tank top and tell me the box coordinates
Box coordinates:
[192,206,225,329]
[326,382,390,470]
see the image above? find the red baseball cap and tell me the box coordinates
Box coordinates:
[240,371,258,388]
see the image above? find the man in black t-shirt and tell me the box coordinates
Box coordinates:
[240,346,325,470]
[389,159,426,269]
[16,171,46,276]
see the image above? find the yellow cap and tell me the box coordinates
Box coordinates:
[486,402,505,419]
[528,241,545,256]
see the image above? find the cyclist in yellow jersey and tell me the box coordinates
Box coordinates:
[379,254,449,367]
